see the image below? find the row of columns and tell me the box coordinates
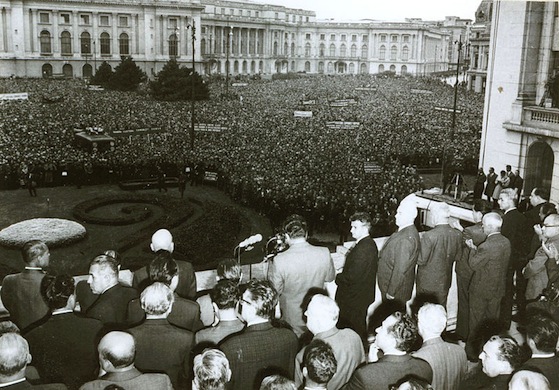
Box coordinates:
[206,25,265,56]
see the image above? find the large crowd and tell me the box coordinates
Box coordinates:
[0,74,483,233]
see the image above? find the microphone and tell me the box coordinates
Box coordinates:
[239,234,263,248]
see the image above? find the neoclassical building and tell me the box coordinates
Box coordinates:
[479,0,559,200]
[0,0,470,78]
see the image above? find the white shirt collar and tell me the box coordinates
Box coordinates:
[0,378,26,387]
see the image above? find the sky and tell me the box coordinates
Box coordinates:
[255,0,482,22]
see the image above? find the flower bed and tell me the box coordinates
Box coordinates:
[0,218,87,248]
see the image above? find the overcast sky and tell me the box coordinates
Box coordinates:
[255,0,482,21]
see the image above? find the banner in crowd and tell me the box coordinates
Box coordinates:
[204,171,218,182]
[111,127,163,137]
[232,82,248,87]
[194,124,228,132]
[434,106,462,114]
[88,85,105,91]
[364,161,383,174]
[355,87,377,91]
[411,89,433,94]
[0,93,29,100]
[325,121,361,130]
[302,99,316,105]
[329,98,358,107]
[294,111,313,118]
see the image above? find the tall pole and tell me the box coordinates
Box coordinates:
[190,20,196,150]
[226,27,232,95]
[452,36,463,131]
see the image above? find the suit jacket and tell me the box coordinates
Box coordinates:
[219,321,298,390]
[469,233,511,300]
[268,241,335,336]
[412,337,467,390]
[501,208,530,263]
[79,367,173,390]
[523,234,559,300]
[0,380,67,389]
[378,225,421,303]
[127,293,203,331]
[335,236,378,312]
[133,258,197,300]
[295,327,365,390]
[521,356,559,390]
[84,284,138,327]
[457,223,486,282]
[341,354,433,390]
[128,318,194,389]
[1,269,49,331]
[484,172,497,198]
[195,318,245,345]
[24,312,103,390]
[417,224,463,299]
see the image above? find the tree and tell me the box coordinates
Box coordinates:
[108,56,147,91]
[150,59,209,101]
[91,61,113,85]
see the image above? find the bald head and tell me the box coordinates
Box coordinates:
[396,199,418,228]
[482,212,502,235]
[417,304,447,339]
[0,333,31,380]
[305,295,339,335]
[151,229,174,253]
[430,202,450,225]
[98,332,136,371]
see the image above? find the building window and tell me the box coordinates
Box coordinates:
[340,44,346,57]
[119,33,129,55]
[379,45,386,60]
[80,31,91,54]
[275,12,279,19]
[40,30,51,54]
[291,42,295,56]
[60,13,70,24]
[351,34,357,42]
[248,11,251,17]
[229,9,234,15]
[305,61,310,72]
[169,18,178,30]
[100,32,111,55]
[330,34,336,41]
[380,34,386,42]
[60,31,72,55]
[318,61,324,73]
[402,45,409,61]
[201,27,206,34]
[351,44,357,57]
[99,15,110,26]
[306,16,309,22]
[119,16,129,27]
[255,11,259,17]
[319,43,325,57]
[169,34,178,57]
[221,8,225,15]
[239,10,243,16]
[306,33,311,40]
[284,32,288,40]
[305,43,311,56]
[391,35,398,42]
[403,35,410,43]
[362,34,368,42]
[80,14,91,25]
[341,34,346,41]
[329,43,335,56]
[274,31,278,39]
[39,12,50,24]
[361,44,368,58]
[320,34,325,40]
[390,45,397,60]
[285,14,289,22]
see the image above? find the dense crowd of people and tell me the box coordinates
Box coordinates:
[0,74,483,233]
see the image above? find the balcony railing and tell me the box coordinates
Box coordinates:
[523,106,559,132]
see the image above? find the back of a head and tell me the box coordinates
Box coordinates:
[140,282,175,316]
[540,203,557,220]
[493,335,523,371]
[21,240,48,266]
[193,349,231,390]
[148,252,178,285]
[534,187,550,202]
[398,198,418,221]
[40,274,75,311]
[430,202,450,224]
[307,294,339,328]
[483,212,503,232]
[508,370,550,390]
[500,188,518,203]
[210,280,240,310]
[390,312,419,353]
[98,331,135,370]
[395,376,434,390]
[0,333,29,378]
[473,199,492,215]
[216,259,242,284]
[259,375,297,390]
[417,303,447,338]
[103,250,122,267]
[283,214,308,239]
[90,255,119,277]
[303,339,337,386]
[246,279,278,320]
[0,322,20,336]
[151,229,174,253]
[525,312,559,354]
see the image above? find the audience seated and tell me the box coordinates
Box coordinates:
[0,321,41,384]
[132,229,197,299]
[79,331,172,390]
[24,274,103,390]
[219,280,298,390]
[1,240,50,331]
[195,279,245,345]
[80,255,138,328]
[127,252,203,331]
[192,348,231,390]
[128,282,194,389]
[0,332,67,389]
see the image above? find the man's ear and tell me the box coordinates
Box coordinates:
[226,368,232,382]
[150,243,155,253]
[26,353,32,365]
[302,366,308,379]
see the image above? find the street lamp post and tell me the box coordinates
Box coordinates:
[188,21,196,150]
[225,27,232,95]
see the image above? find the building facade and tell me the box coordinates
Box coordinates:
[479,0,559,200]
[0,0,468,78]
[467,0,492,93]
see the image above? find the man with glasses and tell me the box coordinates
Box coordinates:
[219,280,298,390]
[465,212,511,361]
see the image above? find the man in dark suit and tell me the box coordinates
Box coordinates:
[128,282,194,389]
[417,202,462,307]
[1,240,50,331]
[498,188,530,326]
[24,275,103,390]
[82,255,138,328]
[127,253,203,331]
[79,331,173,390]
[378,197,421,306]
[335,212,378,341]
[524,187,550,257]
[133,229,197,300]
[520,312,559,389]
[341,312,432,390]
[268,214,335,337]
[484,167,497,203]
[219,280,298,390]
[0,332,67,389]
[466,212,511,360]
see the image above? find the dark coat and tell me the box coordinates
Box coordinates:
[84,284,138,328]
[127,294,203,331]
[469,233,511,300]
[133,259,197,300]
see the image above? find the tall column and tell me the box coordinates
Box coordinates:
[112,13,118,56]
[31,9,38,54]
[72,11,79,53]
[52,11,58,54]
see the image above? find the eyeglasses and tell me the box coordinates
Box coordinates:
[542,224,559,228]
[240,298,255,307]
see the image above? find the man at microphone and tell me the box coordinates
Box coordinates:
[268,214,336,337]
